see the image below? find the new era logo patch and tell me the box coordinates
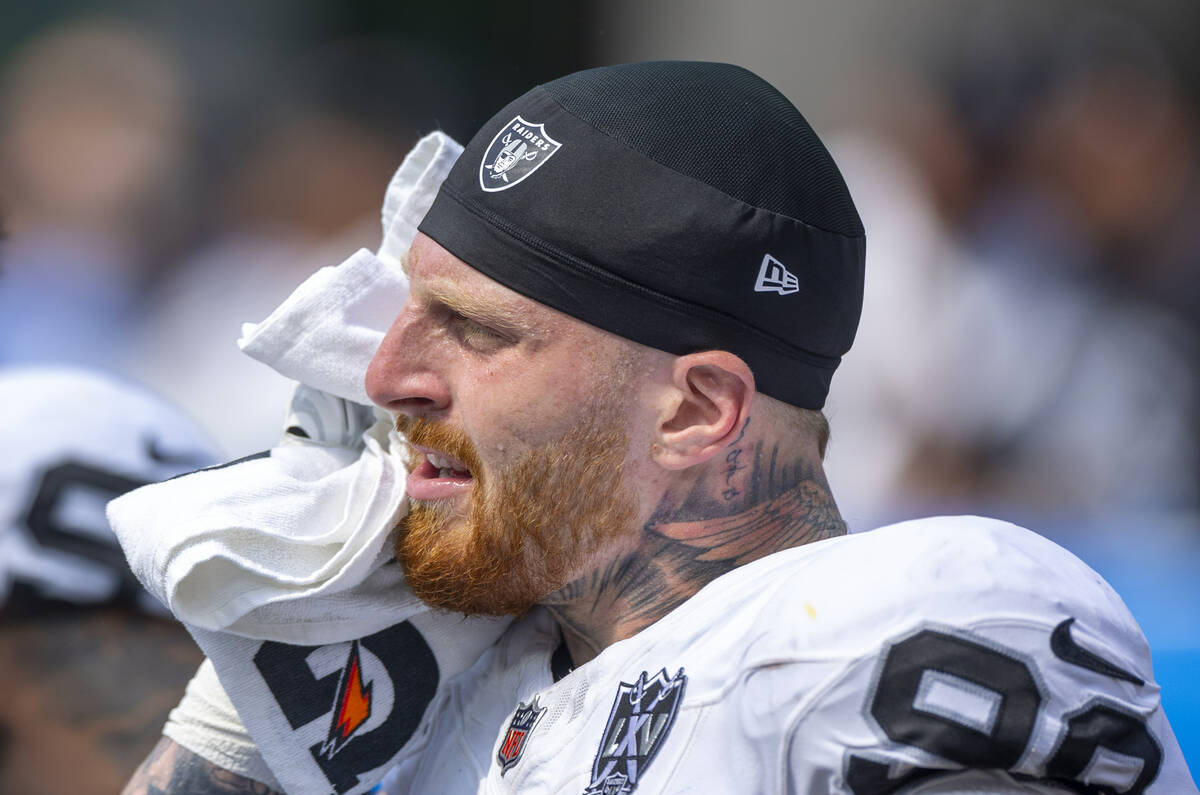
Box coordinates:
[754,254,799,295]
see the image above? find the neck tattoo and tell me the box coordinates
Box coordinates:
[544,419,845,664]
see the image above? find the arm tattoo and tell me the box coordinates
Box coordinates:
[123,737,283,795]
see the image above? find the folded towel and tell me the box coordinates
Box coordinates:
[109,412,417,643]
[109,131,463,643]
[111,131,509,795]
[183,607,507,795]
[238,132,463,404]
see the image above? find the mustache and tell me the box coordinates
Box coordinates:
[394,415,485,478]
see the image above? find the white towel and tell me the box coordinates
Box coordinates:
[238,131,463,405]
[109,131,463,641]
[110,132,510,795]
[187,607,507,795]
[109,418,417,643]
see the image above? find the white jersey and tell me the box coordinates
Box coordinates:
[0,366,218,610]
[381,516,1195,794]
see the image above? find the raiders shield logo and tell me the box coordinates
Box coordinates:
[583,668,687,795]
[478,116,562,192]
[496,696,547,775]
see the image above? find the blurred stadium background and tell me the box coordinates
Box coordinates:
[1,1,1196,791]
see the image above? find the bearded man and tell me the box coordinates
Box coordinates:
[124,62,1195,794]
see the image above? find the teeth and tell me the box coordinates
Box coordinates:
[426,452,468,477]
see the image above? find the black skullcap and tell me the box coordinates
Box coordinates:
[418,61,865,409]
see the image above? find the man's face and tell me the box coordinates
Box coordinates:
[366,233,646,616]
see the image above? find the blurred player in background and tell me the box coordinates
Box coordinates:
[0,366,219,795]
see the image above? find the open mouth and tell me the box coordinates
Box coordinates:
[406,446,475,501]
[423,451,472,479]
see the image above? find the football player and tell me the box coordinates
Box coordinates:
[125,62,1196,793]
[0,366,219,794]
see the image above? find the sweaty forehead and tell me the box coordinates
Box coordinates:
[407,232,484,284]
[406,233,565,336]
[409,234,524,302]
[405,233,649,361]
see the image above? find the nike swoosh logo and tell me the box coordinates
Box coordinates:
[143,435,212,467]
[1051,617,1144,686]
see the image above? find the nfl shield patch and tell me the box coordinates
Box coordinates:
[583,668,687,795]
[497,696,547,775]
[478,116,562,192]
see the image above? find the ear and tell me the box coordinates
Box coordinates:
[652,351,755,470]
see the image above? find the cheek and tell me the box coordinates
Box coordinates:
[461,359,604,458]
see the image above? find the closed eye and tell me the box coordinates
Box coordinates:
[445,311,515,352]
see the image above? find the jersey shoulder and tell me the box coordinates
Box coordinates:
[714,517,1190,794]
[747,515,1147,665]
[638,515,1146,683]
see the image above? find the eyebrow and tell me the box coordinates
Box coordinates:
[419,281,540,337]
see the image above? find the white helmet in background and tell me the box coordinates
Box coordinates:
[0,366,218,612]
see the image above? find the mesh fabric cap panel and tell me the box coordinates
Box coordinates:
[541,61,863,237]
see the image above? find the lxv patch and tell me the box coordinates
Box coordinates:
[583,668,687,795]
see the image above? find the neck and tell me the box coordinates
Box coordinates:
[541,421,845,666]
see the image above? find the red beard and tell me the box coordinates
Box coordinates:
[394,411,634,616]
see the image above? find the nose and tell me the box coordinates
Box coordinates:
[365,304,451,416]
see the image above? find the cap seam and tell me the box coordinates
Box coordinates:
[433,183,843,370]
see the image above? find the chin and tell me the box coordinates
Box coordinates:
[395,510,556,617]
[396,406,637,616]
